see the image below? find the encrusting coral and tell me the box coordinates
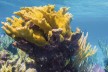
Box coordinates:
[1,5,97,72]
[2,5,72,46]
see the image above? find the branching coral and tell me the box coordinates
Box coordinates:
[0,63,12,72]
[76,41,98,72]
[72,32,97,67]
[2,5,72,46]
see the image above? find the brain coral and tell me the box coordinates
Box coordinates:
[2,5,72,46]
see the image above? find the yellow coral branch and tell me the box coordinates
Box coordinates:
[2,5,72,46]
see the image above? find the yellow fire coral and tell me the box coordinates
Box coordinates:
[2,5,72,46]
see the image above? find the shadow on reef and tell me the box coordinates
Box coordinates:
[1,5,97,72]
[6,44,17,55]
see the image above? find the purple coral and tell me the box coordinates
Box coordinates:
[12,28,82,72]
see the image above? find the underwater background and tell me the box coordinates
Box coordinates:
[0,0,108,44]
[0,0,108,72]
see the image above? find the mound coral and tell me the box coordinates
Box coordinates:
[2,5,72,46]
[1,5,97,72]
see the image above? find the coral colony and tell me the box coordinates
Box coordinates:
[1,5,97,72]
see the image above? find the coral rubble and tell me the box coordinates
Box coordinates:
[1,5,97,72]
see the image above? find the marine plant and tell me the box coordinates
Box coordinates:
[1,5,97,72]
[72,32,97,67]
[71,32,97,72]
[77,50,102,72]
[98,40,108,72]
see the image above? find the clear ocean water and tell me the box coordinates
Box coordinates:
[0,0,108,72]
[0,0,108,45]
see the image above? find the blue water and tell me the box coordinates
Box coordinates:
[0,0,108,45]
[0,0,108,69]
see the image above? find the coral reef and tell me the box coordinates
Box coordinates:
[0,49,36,72]
[1,5,97,72]
[0,34,36,72]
